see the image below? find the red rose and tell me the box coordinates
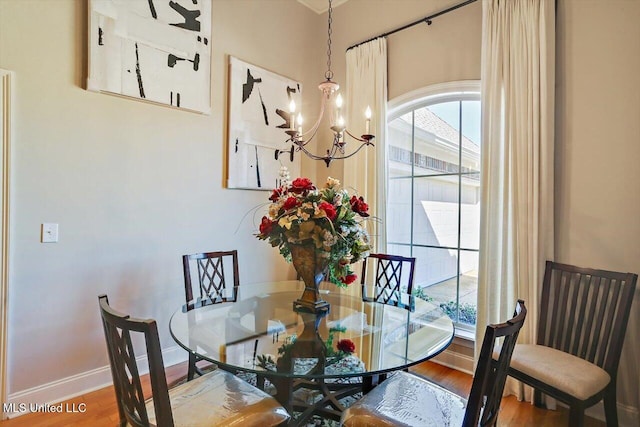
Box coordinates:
[350,195,369,217]
[283,196,299,210]
[337,339,356,354]
[319,201,337,221]
[259,216,273,236]
[290,177,315,194]
[340,274,357,285]
[269,187,285,202]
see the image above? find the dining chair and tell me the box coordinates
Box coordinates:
[504,261,637,427]
[98,294,289,427]
[341,299,527,427]
[361,253,416,311]
[182,250,239,380]
[183,250,239,310]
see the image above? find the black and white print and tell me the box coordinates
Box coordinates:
[88,0,212,113]
[227,57,301,190]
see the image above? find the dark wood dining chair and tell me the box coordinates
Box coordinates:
[361,253,416,311]
[341,299,527,427]
[98,294,289,427]
[183,250,239,310]
[504,261,637,427]
[182,250,239,380]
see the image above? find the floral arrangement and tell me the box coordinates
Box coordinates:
[255,326,356,372]
[256,177,371,287]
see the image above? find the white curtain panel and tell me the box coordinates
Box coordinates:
[345,38,388,252]
[477,0,555,395]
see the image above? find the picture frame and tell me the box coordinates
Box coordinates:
[227,56,302,190]
[87,0,212,114]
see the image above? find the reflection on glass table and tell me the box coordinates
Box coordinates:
[170,280,454,425]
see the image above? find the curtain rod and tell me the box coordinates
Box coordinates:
[346,0,479,52]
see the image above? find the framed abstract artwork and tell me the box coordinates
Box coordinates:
[227,57,302,190]
[87,0,212,114]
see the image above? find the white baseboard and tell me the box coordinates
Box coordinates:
[430,347,474,375]
[4,346,188,419]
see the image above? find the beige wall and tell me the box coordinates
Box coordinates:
[0,0,320,395]
[1,0,638,423]
[556,0,640,421]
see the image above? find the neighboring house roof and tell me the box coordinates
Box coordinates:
[398,108,480,155]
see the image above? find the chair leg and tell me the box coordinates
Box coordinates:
[603,383,619,427]
[187,352,197,381]
[569,404,585,427]
[533,389,545,408]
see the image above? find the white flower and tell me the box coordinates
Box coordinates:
[279,216,297,229]
[326,177,341,188]
[333,193,343,206]
[322,229,337,247]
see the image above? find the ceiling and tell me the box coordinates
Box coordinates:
[297,0,349,14]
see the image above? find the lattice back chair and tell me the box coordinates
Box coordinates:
[506,261,638,426]
[342,300,527,427]
[98,295,290,427]
[183,250,239,311]
[182,250,240,380]
[361,253,416,311]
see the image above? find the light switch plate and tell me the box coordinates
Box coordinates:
[41,223,59,243]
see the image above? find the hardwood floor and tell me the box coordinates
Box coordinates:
[0,361,606,426]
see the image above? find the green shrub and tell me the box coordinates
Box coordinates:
[413,288,477,325]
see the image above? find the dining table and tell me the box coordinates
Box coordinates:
[169,280,454,425]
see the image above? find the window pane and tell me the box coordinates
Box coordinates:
[461,100,481,150]
[460,173,480,250]
[457,250,478,326]
[388,113,415,179]
[387,177,413,246]
[411,248,478,326]
[412,176,459,248]
[414,102,461,176]
[411,246,458,290]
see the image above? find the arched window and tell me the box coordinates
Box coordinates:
[386,81,480,332]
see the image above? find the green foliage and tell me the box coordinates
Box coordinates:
[439,301,477,325]
[413,287,477,325]
[412,286,433,302]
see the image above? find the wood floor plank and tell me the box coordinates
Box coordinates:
[0,361,606,426]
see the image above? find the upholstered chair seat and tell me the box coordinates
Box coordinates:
[342,371,466,426]
[501,344,610,401]
[146,368,288,426]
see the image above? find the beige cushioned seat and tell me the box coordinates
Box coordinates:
[342,371,466,427]
[146,368,289,426]
[500,344,611,401]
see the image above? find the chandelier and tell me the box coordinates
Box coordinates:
[275,0,374,167]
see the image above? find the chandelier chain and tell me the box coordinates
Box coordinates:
[276,0,374,167]
[325,0,333,80]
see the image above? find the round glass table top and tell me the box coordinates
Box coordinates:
[170,281,454,380]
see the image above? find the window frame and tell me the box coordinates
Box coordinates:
[386,80,481,337]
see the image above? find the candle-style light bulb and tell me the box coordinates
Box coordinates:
[365,105,372,134]
[336,93,343,109]
[289,100,296,130]
[297,113,303,135]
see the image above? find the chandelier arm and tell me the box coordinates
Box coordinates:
[344,129,375,143]
[327,140,376,160]
[295,142,333,161]
[298,93,327,140]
